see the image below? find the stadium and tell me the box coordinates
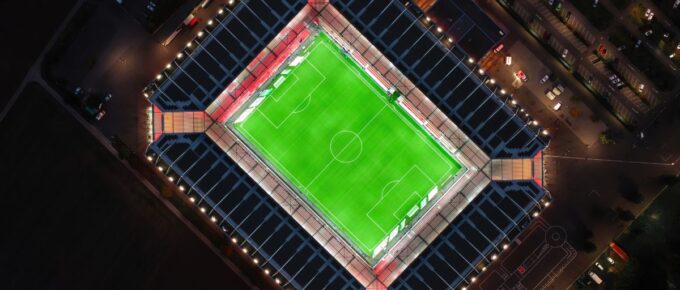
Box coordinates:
[144,0,551,289]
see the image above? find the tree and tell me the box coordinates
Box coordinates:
[599,130,615,144]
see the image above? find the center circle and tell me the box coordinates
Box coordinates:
[330,130,363,163]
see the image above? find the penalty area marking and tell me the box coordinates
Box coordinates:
[366,166,435,234]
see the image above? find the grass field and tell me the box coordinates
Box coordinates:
[233,32,462,257]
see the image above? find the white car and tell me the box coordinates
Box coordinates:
[95,110,106,121]
[545,91,556,101]
[552,87,562,96]
[553,102,562,111]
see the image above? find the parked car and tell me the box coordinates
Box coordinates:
[555,84,565,93]
[553,101,562,111]
[200,0,213,8]
[95,110,106,121]
[545,90,556,101]
[515,70,527,82]
[539,74,550,85]
[551,86,562,96]
[588,271,603,285]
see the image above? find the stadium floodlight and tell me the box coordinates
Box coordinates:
[176,52,183,59]
[470,277,477,283]
[157,166,164,171]
[478,69,484,75]
[264,269,270,275]
[165,63,172,70]
[542,130,549,136]
[228,0,235,5]
[448,37,453,43]
[242,248,248,254]
[532,120,539,126]
[146,156,153,161]
[425,17,431,22]
[502,243,509,250]
[543,201,551,206]
[489,78,495,84]
[200,207,206,213]
[155,74,163,80]
[210,216,217,222]
[197,31,204,38]
[218,8,224,15]
[186,42,193,48]
[532,211,539,217]
[208,20,214,26]
[189,196,195,203]
[467,57,474,63]
[231,237,237,243]
[491,254,498,261]
[499,89,506,95]
[481,266,487,272]
[168,176,174,182]
[253,258,259,264]
[511,99,517,105]
[436,26,443,33]
[179,185,186,192]
[275,278,281,285]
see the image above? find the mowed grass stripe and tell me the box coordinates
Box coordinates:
[235,32,462,256]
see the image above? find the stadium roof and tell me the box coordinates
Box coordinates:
[145,0,549,289]
[424,0,505,60]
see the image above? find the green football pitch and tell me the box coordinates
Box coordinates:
[233,32,463,257]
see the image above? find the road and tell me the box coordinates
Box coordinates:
[471,0,680,289]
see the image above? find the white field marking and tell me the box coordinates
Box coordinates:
[392,192,420,222]
[241,35,459,254]
[256,69,325,129]
[319,40,457,182]
[241,38,326,129]
[237,39,376,253]
[365,166,436,232]
[302,40,459,250]
[241,123,377,253]
[270,74,299,102]
[238,125,308,188]
[329,130,363,164]
[302,105,387,191]
[305,191,375,252]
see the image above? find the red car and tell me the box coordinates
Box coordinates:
[515,70,527,82]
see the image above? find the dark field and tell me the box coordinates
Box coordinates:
[0,83,251,290]
[0,0,77,111]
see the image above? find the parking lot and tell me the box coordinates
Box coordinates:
[483,41,607,146]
